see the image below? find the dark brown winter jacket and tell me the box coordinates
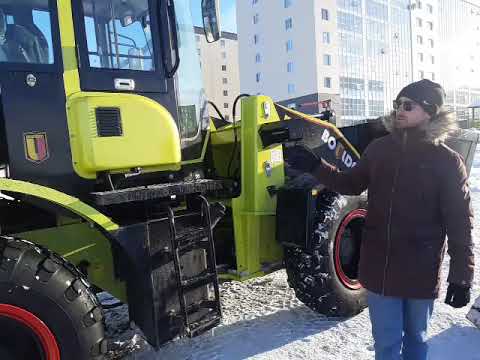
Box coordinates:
[313,112,475,298]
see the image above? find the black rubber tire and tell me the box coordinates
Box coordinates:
[0,237,107,360]
[284,191,368,317]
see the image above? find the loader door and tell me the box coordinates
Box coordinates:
[0,0,90,195]
[72,0,209,162]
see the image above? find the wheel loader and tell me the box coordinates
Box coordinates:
[0,0,477,359]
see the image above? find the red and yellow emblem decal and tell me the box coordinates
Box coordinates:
[24,132,49,163]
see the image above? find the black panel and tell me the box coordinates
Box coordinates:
[259,120,304,148]
[276,188,317,250]
[96,108,123,137]
[0,0,94,199]
[113,214,211,348]
[0,72,93,198]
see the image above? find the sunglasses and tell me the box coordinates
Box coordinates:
[393,100,417,112]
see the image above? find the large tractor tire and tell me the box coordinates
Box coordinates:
[0,237,107,360]
[284,192,368,317]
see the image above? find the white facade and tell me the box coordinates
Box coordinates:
[438,0,480,121]
[237,0,341,119]
[410,0,439,82]
[195,27,240,122]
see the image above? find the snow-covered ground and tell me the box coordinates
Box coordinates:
[103,145,480,360]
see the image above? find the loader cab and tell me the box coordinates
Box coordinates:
[0,0,220,197]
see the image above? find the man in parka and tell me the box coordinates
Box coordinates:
[312,79,474,360]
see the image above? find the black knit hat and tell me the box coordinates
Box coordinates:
[396,79,446,115]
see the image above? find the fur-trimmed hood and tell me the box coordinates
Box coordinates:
[381,110,458,143]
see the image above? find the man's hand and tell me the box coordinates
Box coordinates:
[445,283,471,308]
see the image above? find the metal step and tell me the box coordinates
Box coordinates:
[181,271,217,292]
[185,300,219,315]
[176,226,209,243]
[92,179,228,205]
[187,313,222,338]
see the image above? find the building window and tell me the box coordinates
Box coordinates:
[428,39,434,48]
[286,39,293,52]
[324,77,332,88]
[221,65,227,71]
[253,13,259,24]
[285,17,293,30]
[323,54,332,66]
[287,62,294,72]
[417,35,423,45]
[418,52,424,62]
[427,4,433,13]
[417,1,422,9]
[195,35,200,42]
[256,72,261,82]
[321,8,329,20]
[221,51,227,59]
[288,83,295,94]
[323,32,331,44]
[255,53,261,63]
[220,40,225,47]
[431,72,435,81]
[419,70,424,79]
[222,77,228,84]
[252,0,258,5]
[430,55,435,64]
[197,48,201,55]
[225,114,230,121]
[416,18,422,27]
[427,21,433,30]
[254,34,259,44]
[224,103,229,109]
[285,0,292,8]
[223,90,228,96]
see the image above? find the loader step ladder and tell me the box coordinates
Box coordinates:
[167,195,222,337]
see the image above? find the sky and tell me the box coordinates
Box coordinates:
[191,0,237,33]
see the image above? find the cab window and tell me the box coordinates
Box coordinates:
[0,1,54,64]
[81,0,155,71]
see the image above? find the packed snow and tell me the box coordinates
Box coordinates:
[103,145,480,360]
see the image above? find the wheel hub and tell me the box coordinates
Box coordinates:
[334,209,366,290]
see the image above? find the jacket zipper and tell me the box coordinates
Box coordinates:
[382,130,407,295]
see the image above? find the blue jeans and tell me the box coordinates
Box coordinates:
[367,291,434,360]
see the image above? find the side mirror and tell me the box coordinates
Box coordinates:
[201,0,221,43]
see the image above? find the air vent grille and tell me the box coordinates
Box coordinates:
[96,108,123,137]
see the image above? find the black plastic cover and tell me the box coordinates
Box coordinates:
[276,188,318,250]
[259,119,304,148]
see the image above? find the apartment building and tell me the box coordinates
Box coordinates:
[238,0,480,126]
[195,27,240,122]
[410,0,439,83]
[336,0,413,125]
[237,0,342,122]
